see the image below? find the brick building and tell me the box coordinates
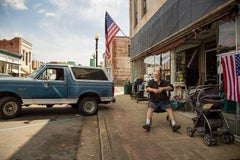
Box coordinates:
[32,60,44,70]
[105,36,131,85]
[0,37,32,75]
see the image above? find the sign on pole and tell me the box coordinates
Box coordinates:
[90,58,95,67]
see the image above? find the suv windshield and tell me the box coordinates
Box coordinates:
[28,65,45,78]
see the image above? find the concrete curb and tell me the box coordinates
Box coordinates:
[98,110,113,160]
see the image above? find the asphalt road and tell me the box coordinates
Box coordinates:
[0,86,124,160]
[0,105,83,160]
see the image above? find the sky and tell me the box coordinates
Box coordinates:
[0,0,129,66]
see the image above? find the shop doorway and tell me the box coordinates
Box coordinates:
[205,50,217,83]
[185,48,199,86]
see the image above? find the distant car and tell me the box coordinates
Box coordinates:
[0,73,13,78]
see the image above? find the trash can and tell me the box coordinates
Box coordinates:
[221,93,236,113]
[224,100,236,113]
[124,81,131,94]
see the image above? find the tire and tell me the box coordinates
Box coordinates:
[78,97,98,116]
[0,97,22,119]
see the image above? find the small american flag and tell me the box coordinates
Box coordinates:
[236,54,240,76]
[221,51,240,102]
[105,12,120,60]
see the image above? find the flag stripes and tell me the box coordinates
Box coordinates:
[105,12,120,60]
[221,51,240,102]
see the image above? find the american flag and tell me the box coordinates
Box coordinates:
[105,12,120,60]
[221,51,240,102]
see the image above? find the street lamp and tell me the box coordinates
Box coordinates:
[95,33,99,67]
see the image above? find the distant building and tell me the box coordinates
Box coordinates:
[0,37,32,75]
[0,49,22,76]
[32,60,44,70]
[104,36,131,85]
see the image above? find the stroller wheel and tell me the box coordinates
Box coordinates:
[220,132,235,144]
[186,127,194,137]
[203,134,212,146]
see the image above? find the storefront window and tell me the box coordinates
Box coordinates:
[0,63,5,73]
[160,52,171,81]
[175,52,185,82]
[237,15,240,50]
[144,51,170,81]
[218,20,235,53]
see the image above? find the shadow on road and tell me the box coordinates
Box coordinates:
[0,105,84,160]
[0,105,80,122]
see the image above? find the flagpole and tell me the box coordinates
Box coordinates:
[119,29,127,37]
[216,50,240,56]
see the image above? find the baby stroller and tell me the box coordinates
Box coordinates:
[186,85,235,146]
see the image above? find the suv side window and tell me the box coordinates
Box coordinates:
[71,67,108,80]
[38,68,64,81]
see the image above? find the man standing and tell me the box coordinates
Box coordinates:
[143,71,181,132]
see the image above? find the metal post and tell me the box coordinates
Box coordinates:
[95,34,99,67]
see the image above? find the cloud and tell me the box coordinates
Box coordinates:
[0,0,129,66]
[37,9,45,14]
[33,3,42,8]
[1,0,28,10]
[37,8,56,17]
[45,12,56,17]
[32,0,129,65]
[48,0,127,23]
[0,29,23,39]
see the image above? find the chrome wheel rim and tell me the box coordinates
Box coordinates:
[3,102,18,116]
[84,101,96,113]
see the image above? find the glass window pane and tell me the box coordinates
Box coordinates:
[218,21,235,52]
[72,67,108,81]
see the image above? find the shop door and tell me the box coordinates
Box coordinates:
[205,50,217,83]
[185,49,199,87]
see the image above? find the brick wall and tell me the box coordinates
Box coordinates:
[111,36,131,85]
[0,38,20,54]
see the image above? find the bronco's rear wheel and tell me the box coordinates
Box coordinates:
[78,97,98,116]
[0,97,22,119]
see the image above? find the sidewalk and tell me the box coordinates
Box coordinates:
[98,94,240,160]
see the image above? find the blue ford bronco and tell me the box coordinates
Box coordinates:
[0,64,116,119]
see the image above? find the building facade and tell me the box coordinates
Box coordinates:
[32,60,44,70]
[105,36,131,85]
[0,37,32,75]
[0,49,22,75]
[129,0,240,137]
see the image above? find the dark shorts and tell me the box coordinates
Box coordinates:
[148,101,171,110]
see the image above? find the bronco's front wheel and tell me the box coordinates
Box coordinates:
[78,97,98,116]
[0,97,22,119]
